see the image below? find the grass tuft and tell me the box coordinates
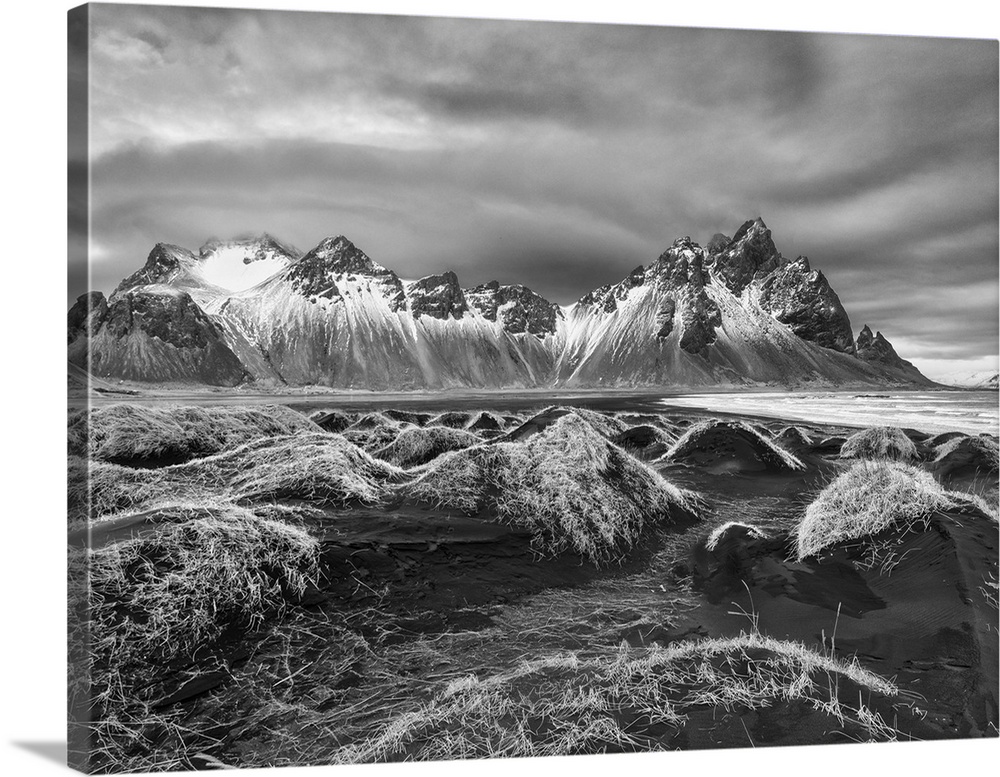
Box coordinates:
[796,460,965,559]
[72,503,320,770]
[839,426,918,462]
[409,414,699,564]
[705,521,768,551]
[374,425,482,468]
[218,434,403,506]
[335,631,899,762]
[664,419,805,471]
[309,409,354,433]
[79,432,403,520]
[501,406,630,443]
[428,411,474,429]
[70,403,319,463]
[342,413,408,452]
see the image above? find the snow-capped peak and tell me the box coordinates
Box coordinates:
[301,235,394,276]
[195,234,298,293]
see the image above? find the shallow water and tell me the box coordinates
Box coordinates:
[659,390,999,436]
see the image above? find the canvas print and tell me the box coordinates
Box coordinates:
[67,2,999,773]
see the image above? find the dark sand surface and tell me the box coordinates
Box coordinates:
[69,396,999,770]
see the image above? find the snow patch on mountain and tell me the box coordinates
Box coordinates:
[196,235,299,293]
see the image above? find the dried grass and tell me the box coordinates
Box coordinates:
[342,413,407,452]
[664,419,805,471]
[335,631,899,762]
[839,426,918,462]
[705,521,768,551]
[428,411,474,429]
[70,403,319,462]
[933,434,999,472]
[374,425,482,468]
[796,461,963,559]
[409,415,699,564]
[78,432,404,521]
[72,502,321,771]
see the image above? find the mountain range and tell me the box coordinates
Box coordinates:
[68,218,933,390]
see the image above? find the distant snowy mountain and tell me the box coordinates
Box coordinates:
[68,218,933,389]
[934,370,999,390]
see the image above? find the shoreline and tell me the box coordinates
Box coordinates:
[72,385,999,437]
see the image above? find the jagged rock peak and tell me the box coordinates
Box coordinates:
[711,217,781,294]
[656,236,703,262]
[465,281,561,336]
[284,236,406,310]
[70,286,247,386]
[653,238,708,291]
[855,324,907,370]
[732,216,770,242]
[577,267,647,313]
[112,243,196,297]
[300,235,389,275]
[67,291,109,344]
[407,271,469,320]
[103,287,220,348]
[757,255,855,354]
[706,232,731,255]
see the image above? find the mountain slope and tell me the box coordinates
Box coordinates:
[214,237,560,389]
[68,218,934,389]
[68,286,247,386]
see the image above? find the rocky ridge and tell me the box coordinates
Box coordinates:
[68,218,933,388]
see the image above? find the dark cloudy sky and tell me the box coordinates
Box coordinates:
[71,2,998,379]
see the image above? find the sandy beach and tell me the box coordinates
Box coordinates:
[67,393,998,770]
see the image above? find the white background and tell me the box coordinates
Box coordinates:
[1,1,997,775]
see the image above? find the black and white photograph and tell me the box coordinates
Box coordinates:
[57,1,998,773]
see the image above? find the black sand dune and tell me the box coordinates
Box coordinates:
[663,419,805,474]
[405,414,699,564]
[466,410,505,434]
[74,432,405,526]
[310,408,353,433]
[926,430,970,448]
[611,423,675,458]
[70,403,321,465]
[68,402,1000,772]
[773,425,813,452]
[812,434,847,455]
[428,410,475,429]
[931,434,999,479]
[686,457,998,739]
[497,405,628,443]
[383,408,433,426]
[690,507,998,737]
